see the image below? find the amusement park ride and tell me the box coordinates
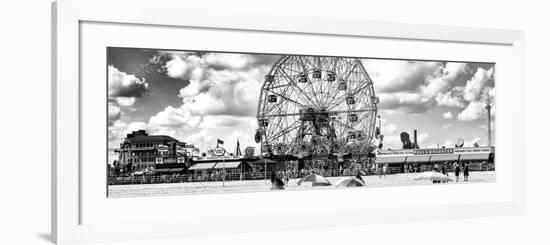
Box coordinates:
[255,55,380,169]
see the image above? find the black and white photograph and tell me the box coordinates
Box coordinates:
[9,0,550,244]
[107,47,496,197]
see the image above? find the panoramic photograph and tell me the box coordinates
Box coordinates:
[106,47,495,198]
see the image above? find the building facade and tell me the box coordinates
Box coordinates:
[375,146,495,173]
[116,130,190,172]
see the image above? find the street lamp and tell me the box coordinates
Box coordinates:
[485,103,492,147]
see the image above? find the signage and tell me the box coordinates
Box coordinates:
[414,148,454,155]
[206,155,237,160]
[245,146,255,156]
[155,157,164,164]
[213,147,226,156]
[157,144,169,152]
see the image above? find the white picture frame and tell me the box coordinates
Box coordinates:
[52,0,525,244]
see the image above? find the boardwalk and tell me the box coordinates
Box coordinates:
[108,171,495,198]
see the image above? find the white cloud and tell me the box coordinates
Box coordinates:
[370,61,473,113]
[421,62,468,98]
[377,92,431,113]
[365,59,440,93]
[108,52,274,154]
[108,121,147,147]
[199,115,253,129]
[381,135,402,150]
[379,118,397,135]
[426,143,438,149]
[108,102,121,126]
[178,66,265,117]
[443,139,455,148]
[109,52,498,162]
[442,111,453,119]
[115,97,136,107]
[457,68,495,121]
[464,137,481,147]
[464,67,494,102]
[382,123,397,135]
[148,105,202,129]
[180,117,259,152]
[435,90,465,107]
[108,66,149,98]
[164,54,204,80]
[107,66,149,128]
[457,101,487,121]
[203,53,256,70]
[184,129,216,151]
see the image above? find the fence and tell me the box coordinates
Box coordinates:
[108,163,494,185]
[109,168,369,186]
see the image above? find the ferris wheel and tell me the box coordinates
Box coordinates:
[256,55,378,159]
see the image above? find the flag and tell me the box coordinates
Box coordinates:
[235,140,242,156]
[217,139,224,145]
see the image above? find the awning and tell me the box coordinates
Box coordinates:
[154,168,184,173]
[459,153,490,161]
[248,158,278,165]
[375,156,406,164]
[406,155,431,163]
[429,154,459,162]
[188,162,217,170]
[212,161,243,169]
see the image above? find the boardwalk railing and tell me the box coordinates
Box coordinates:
[108,164,494,186]
[109,169,363,185]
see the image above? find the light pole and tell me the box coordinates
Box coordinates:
[485,103,492,147]
[378,115,382,134]
[214,146,226,187]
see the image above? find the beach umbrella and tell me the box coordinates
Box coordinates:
[297,173,331,186]
[335,177,366,187]
[414,171,454,182]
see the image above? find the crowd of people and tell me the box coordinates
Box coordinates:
[110,159,482,186]
[431,161,470,182]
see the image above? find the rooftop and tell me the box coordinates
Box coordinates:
[126,135,178,143]
[124,130,179,143]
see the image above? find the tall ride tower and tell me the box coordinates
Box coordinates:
[485,101,492,147]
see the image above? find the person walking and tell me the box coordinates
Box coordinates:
[463,163,469,181]
[454,162,460,182]
[285,170,290,184]
[432,163,441,183]
[382,163,388,178]
[355,172,364,182]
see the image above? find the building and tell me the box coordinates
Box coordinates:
[116,130,190,172]
[375,146,495,174]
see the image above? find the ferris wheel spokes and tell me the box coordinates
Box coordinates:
[257,55,378,159]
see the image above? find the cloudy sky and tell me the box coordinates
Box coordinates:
[107,47,495,164]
